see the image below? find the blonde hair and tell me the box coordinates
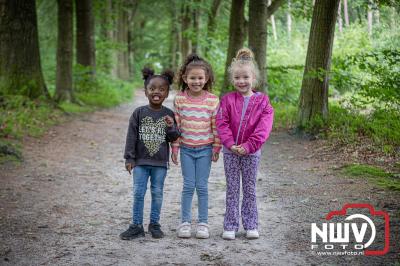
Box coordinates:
[228,48,260,88]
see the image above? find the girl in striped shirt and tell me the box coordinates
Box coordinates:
[172,54,221,239]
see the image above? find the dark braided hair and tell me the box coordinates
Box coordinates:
[142,67,174,89]
[177,54,214,92]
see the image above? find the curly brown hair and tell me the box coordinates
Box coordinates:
[177,54,214,92]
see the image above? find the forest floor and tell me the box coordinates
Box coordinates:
[1,90,399,266]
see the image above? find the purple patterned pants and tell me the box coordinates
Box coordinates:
[223,152,261,231]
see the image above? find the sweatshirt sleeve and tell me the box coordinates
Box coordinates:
[166,111,181,142]
[216,95,235,149]
[241,96,274,154]
[211,98,222,153]
[171,97,181,154]
[124,110,139,164]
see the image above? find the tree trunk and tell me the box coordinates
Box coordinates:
[221,0,246,93]
[343,0,349,26]
[127,0,139,78]
[55,0,74,102]
[115,0,130,80]
[249,0,268,92]
[205,0,222,57]
[75,0,96,76]
[390,7,396,29]
[338,0,343,33]
[169,1,180,70]
[0,0,50,99]
[181,2,192,59]
[192,0,201,54]
[297,0,340,130]
[287,0,292,41]
[268,0,277,41]
[271,15,277,41]
[367,1,373,37]
[248,0,284,93]
[99,0,113,74]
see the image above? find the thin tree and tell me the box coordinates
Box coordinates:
[181,2,192,59]
[287,0,292,41]
[205,0,223,57]
[99,0,113,74]
[169,0,181,71]
[221,0,246,93]
[338,0,343,33]
[248,0,284,92]
[115,0,129,80]
[75,0,96,77]
[297,0,340,130]
[127,0,139,78]
[268,0,277,41]
[55,0,74,102]
[0,0,50,99]
[343,0,349,26]
[192,0,201,54]
[367,0,373,36]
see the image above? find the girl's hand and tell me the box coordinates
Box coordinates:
[230,145,240,155]
[171,152,179,165]
[237,145,247,155]
[212,152,219,162]
[164,115,174,127]
[125,162,134,175]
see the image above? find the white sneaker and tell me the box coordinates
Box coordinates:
[246,229,259,239]
[177,222,191,238]
[196,223,209,239]
[222,230,235,240]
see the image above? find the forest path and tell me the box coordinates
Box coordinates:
[1,90,399,266]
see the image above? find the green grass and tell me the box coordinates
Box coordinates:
[341,164,400,191]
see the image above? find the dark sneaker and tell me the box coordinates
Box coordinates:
[119,224,145,240]
[148,222,164,239]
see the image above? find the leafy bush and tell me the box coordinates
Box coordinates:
[328,104,400,152]
[332,49,400,108]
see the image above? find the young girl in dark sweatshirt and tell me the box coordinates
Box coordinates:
[120,68,180,240]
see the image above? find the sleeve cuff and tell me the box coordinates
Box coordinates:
[171,146,179,154]
[125,159,135,164]
[224,140,235,149]
[212,146,221,154]
[241,143,252,155]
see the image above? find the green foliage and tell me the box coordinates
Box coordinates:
[268,66,303,103]
[74,71,134,108]
[328,105,400,152]
[341,163,400,191]
[332,49,400,108]
[271,101,297,129]
[0,95,61,140]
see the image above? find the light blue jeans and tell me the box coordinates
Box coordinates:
[132,165,167,225]
[180,145,212,224]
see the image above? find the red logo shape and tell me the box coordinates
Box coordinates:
[326,203,390,256]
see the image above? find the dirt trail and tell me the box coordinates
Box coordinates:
[1,90,399,266]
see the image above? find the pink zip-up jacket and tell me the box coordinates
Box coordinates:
[216,91,274,154]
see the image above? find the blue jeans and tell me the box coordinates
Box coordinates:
[132,165,167,225]
[180,145,212,224]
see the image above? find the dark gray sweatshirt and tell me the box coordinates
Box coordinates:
[124,105,180,168]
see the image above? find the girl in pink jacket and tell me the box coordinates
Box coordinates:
[216,48,274,240]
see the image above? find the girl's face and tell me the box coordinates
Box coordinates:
[232,66,256,96]
[183,68,208,96]
[145,77,169,109]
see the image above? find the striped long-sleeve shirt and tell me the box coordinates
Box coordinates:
[172,90,221,154]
